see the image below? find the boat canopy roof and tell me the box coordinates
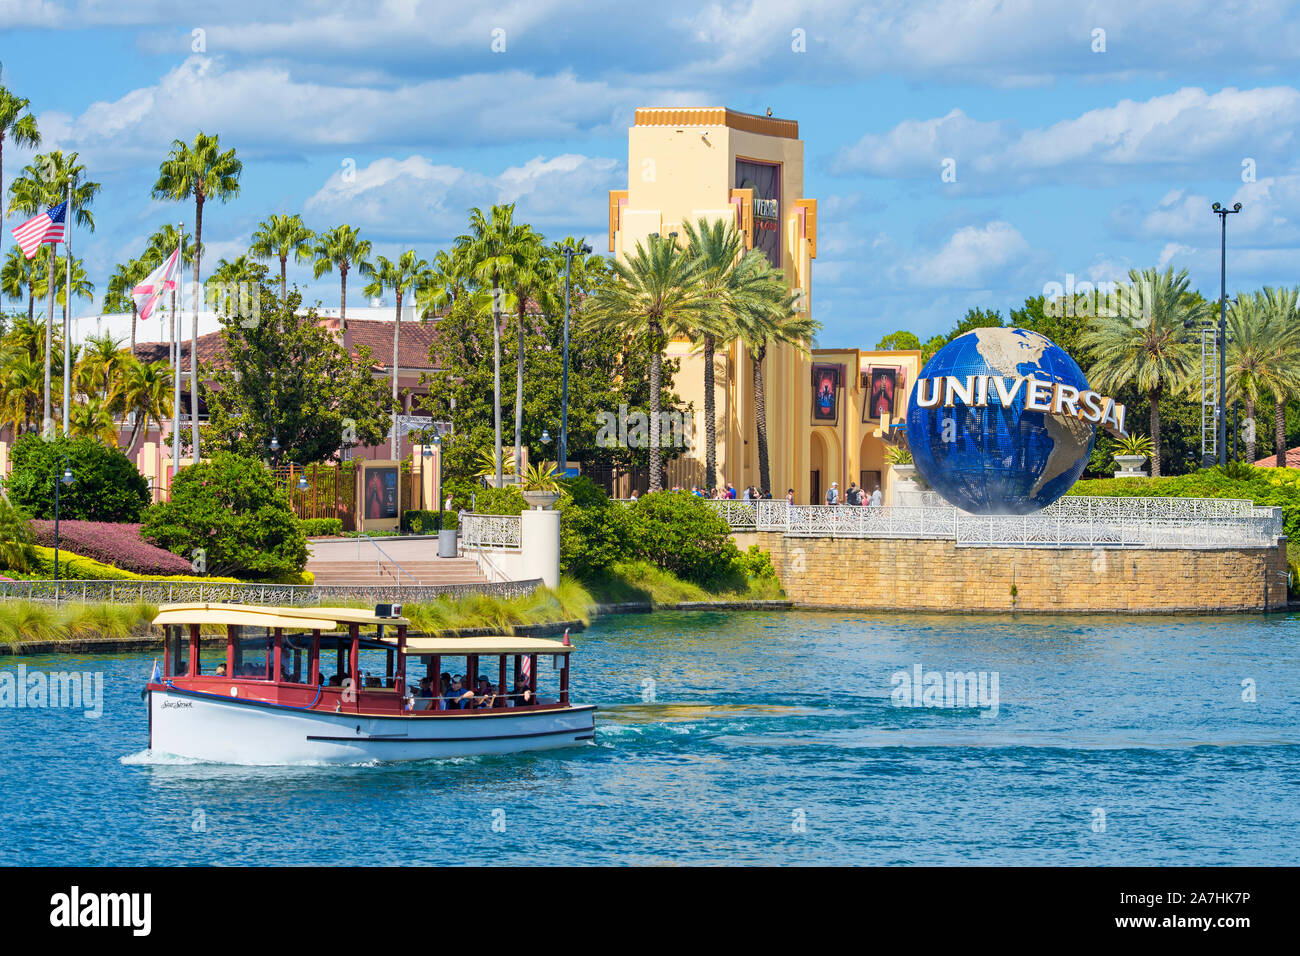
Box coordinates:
[152,603,410,630]
[390,635,574,656]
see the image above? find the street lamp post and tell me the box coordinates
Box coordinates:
[559,241,592,478]
[53,457,74,583]
[1212,202,1242,466]
[430,435,442,531]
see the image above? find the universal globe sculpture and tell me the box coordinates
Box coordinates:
[904,327,1097,514]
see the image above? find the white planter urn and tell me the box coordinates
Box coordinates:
[521,490,561,510]
[889,463,927,507]
[1113,455,1148,478]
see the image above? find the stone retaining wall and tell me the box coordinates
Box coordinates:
[754,532,1290,613]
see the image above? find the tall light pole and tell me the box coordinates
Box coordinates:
[559,240,591,476]
[53,456,74,582]
[1212,201,1241,466]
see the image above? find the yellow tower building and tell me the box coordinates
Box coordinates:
[609,107,922,504]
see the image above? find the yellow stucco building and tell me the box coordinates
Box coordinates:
[608,107,922,503]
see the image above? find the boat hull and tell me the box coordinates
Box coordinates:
[148,687,596,765]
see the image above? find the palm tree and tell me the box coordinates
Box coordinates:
[1,245,34,319]
[56,254,94,327]
[498,226,550,478]
[582,234,708,492]
[69,395,117,445]
[104,258,150,355]
[311,224,372,327]
[363,250,432,457]
[1225,291,1300,463]
[734,257,817,495]
[7,149,98,436]
[681,218,759,492]
[205,254,267,314]
[3,312,45,362]
[74,332,123,402]
[0,86,41,316]
[0,350,43,433]
[152,132,242,463]
[1252,287,1300,467]
[457,204,539,485]
[417,248,470,319]
[1082,267,1205,476]
[251,213,315,302]
[113,357,172,456]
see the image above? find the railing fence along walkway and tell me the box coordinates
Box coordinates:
[694,497,1283,550]
[0,578,542,606]
[457,513,523,584]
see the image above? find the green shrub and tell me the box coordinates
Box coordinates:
[472,485,527,515]
[623,490,741,588]
[559,499,629,579]
[301,517,344,537]
[5,434,150,522]
[141,452,308,580]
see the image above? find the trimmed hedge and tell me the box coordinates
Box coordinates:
[301,518,344,537]
[25,545,242,583]
[28,521,194,575]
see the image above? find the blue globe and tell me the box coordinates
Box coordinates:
[904,327,1096,514]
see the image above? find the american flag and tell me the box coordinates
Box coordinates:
[520,654,532,681]
[10,201,67,259]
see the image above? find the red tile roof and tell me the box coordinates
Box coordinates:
[1254,448,1300,467]
[133,317,441,373]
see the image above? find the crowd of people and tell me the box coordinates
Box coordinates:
[411,673,536,710]
[624,481,884,506]
[823,481,883,507]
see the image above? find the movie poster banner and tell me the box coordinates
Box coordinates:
[863,365,906,422]
[812,363,841,424]
[735,158,781,267]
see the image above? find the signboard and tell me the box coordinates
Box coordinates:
[357,460,401,532]
[735,158,781,267]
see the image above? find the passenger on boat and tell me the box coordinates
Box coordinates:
[446,676,475,709]
[511,678,534,707]
[328,673,343,687]
[214,663,227,676]
[474,677,496,708]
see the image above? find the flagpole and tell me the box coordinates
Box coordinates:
[43,233,55,437]
[62,177,72,437]
[172,225,182,473]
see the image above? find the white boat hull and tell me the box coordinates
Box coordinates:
[149,688,596,765]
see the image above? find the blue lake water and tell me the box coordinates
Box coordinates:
[1,609,1297,866]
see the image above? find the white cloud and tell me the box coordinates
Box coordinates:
[897,221,1033,289]
[834,86,1300,188]
[304,153,621,242]
[36,55,700,172]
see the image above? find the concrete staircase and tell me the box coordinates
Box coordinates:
[307,557,488,588]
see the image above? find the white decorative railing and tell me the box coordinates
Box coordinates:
[459,513,523,551]
[706,496,1282,550]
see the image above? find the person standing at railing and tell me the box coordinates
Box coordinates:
[786,488,795,505]
[869,487,882,508]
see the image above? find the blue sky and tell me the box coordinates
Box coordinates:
[3,0,1299,346]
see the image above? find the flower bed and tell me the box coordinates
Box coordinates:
[28,521,195,575]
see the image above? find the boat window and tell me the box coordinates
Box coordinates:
[231,627,273,680]
[168,625,188,677]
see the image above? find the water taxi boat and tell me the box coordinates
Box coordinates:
[144,603,595,764]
